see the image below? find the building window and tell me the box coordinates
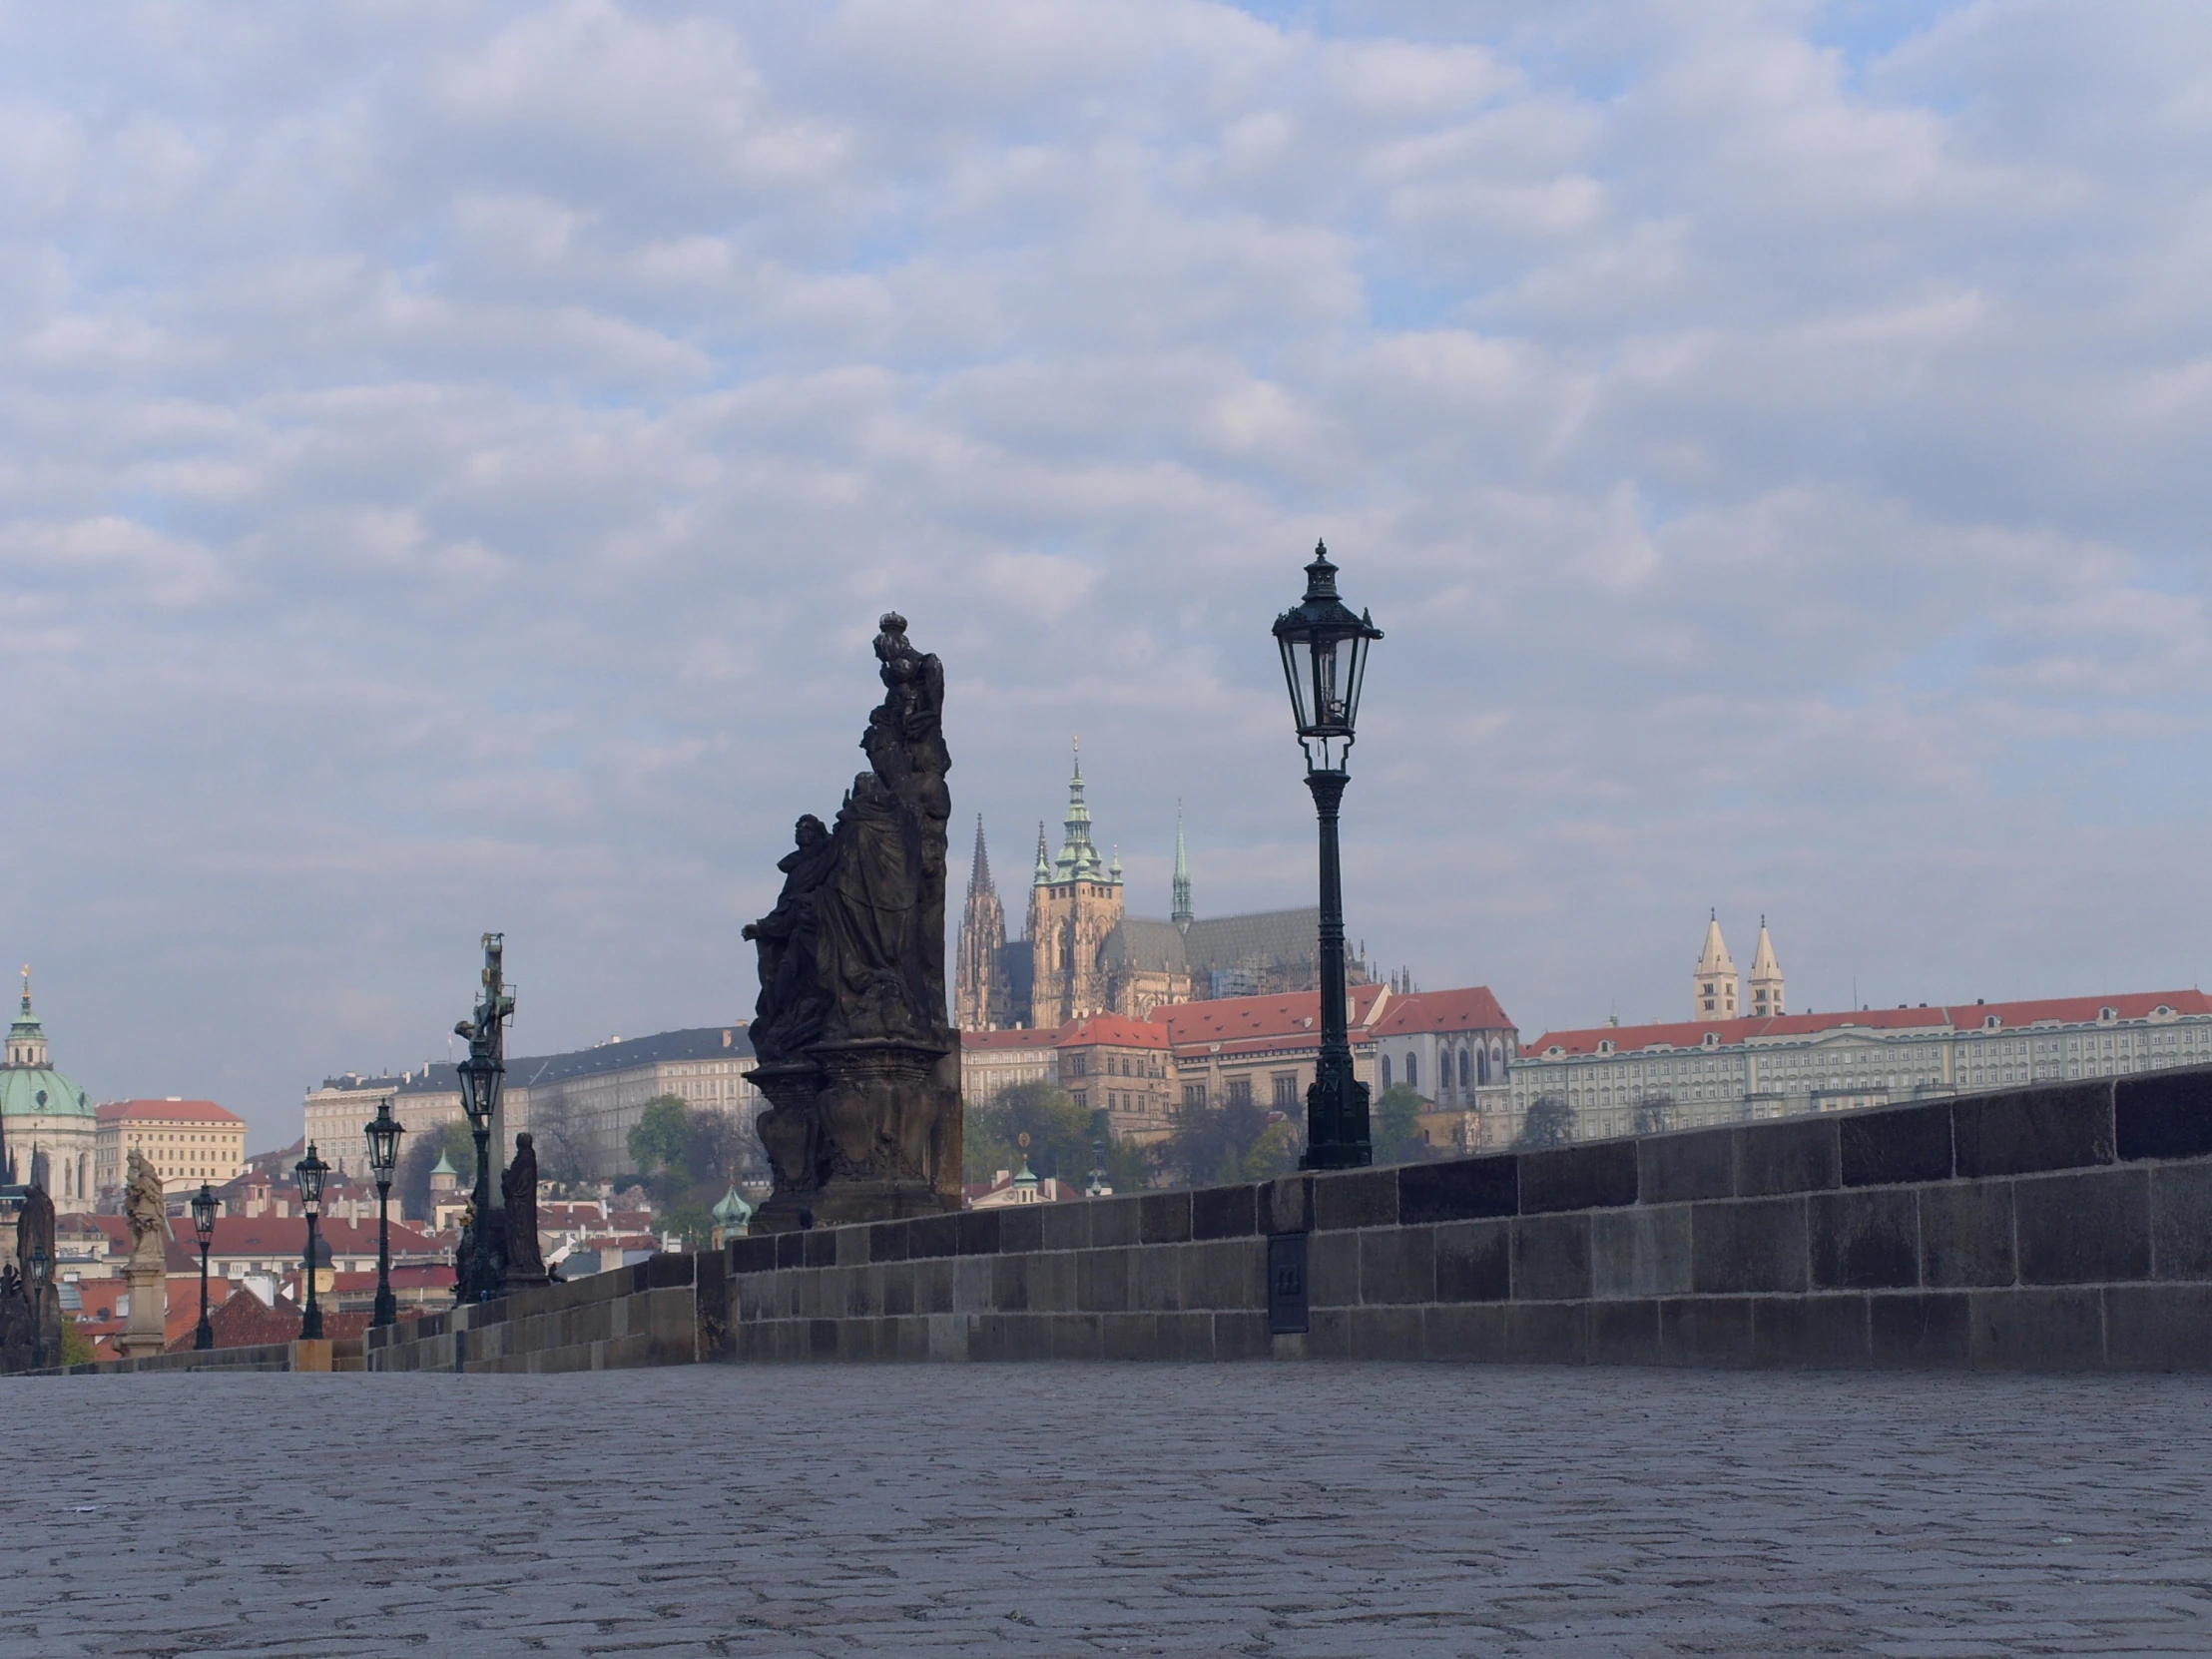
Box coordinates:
[1227,1077,1253,1108]
[1071,1091,1087,1112]
[1183,1083,1207,1112]
[1405,1052,1419,1091]
[1459,1049,1470,1088]
[1272,1074,1297,1110]
[1381,1055,1392,1090]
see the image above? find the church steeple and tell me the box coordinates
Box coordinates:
[955,819,1010,1031]
[1032,821,1051,886]
[1694,912,1740,1022]
[1748,916,1785,1018]
[7,964,49,1068]
[1052,738,1110,884]
[1171,805,1194,931]
[966,814,993,897]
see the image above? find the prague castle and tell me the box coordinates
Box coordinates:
[955,748,1370,1032]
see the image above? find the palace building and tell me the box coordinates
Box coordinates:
[1508,920,2212,1140]
[955,748,1370,1032]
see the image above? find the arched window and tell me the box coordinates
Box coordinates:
[1406,1052,1419,1090]
[1381,1055,1392,1090]
[1459,1048,1470,1088]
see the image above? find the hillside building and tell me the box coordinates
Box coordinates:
[954,750,1371,1032]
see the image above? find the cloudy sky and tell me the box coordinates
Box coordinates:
[4,0,2209,1146]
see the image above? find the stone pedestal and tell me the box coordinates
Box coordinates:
[751,1039,962,1233]
[117,1260,167,1360]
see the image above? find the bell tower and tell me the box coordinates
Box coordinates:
[1747,917,1785,1018]
[1025,741,1125,1028]
[1693,912,1739,1021]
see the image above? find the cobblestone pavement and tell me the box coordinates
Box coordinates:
[4,1365,2209,1657]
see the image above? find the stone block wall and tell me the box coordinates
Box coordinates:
[724,1068,2212,1370]
[367,1250,725,1374]
[349,1068,2212,1375]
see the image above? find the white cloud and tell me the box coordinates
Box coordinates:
[0,0,2208,1139]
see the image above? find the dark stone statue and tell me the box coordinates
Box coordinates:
[502,1133,547,1286]
[0,1266,28,1375]
[4,1174,59,1373]
[744,613,962,1229]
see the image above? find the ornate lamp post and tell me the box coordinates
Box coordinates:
[190,1182,219,1351]
[456,1051,500,1303]
[25,1240,49,1370]
[454,932,515,1303]
[294,1143,329,1340]
[1273,541,1383,1170]
[363,1095,405,1328]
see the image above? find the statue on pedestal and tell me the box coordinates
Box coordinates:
[501,1133,547,1287]
[744,613,963,1230]
[117,1149,171,1360]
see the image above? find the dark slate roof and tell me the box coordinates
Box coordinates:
[1180,908,1320,975]
[1100,917,1189,973]
[369,1027,751,1097]
[505,1026,753,1089]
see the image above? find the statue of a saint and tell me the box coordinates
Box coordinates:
[124,1150,170,1264]
[502,1134,546,1283]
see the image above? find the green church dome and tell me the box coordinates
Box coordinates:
[0,972,93,1119]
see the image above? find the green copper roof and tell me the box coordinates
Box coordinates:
[0,1067,93,1119]
[430,1150,458,1177]
[712,1184,754,1225]
[1048,740,1114,886]
[1,973,90,1118]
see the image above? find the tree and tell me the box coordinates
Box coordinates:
[397,1118,479,1222]
[624,1095,761,1249]
[962,1082,1100,1186]
[1633,1094,1677,1137]
[529,1091,598,1187]
[1515,1094,1574,1149]
[58,1316,94,1368]
[1167,1097,1287,1187]
[1373,1083,1429,1165]
[628,1095,693,1183]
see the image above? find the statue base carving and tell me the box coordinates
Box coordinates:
[749,1039,963,1233]
[118,1260,168,1360]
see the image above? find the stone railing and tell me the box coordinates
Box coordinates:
[347,1066,2212,1375]
[722,1067,2212,1370]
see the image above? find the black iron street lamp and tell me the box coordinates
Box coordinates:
[363,1095,405,1329]
[191,1182,219,1351]
[294,1143,329,1340]
[457,1050,501,1303]
[1274,541,1384,1170]
[25,1240,49,1371]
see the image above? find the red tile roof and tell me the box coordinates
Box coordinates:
[95,1098,245,1125]
[1370,987,1516,1037]
[204,1216,437,1256]
[1056,1013,1170,1049]
[962,1027,1059,1051]
[1523,989,2212,1057]
[1152,984,1388,1049]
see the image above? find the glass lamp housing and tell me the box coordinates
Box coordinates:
[1272,542,1382,774]
[191,1182,219,1243]
[363,1096,405,1179]
[457,1054,501,1136]
[294,1144,328,1215]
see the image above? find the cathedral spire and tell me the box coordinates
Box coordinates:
[1748,915,1785,1018]
[1033,821,1050,886]
[1171,805,1194,931]
[1053,737,1106,882]
[967,814,992,897]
